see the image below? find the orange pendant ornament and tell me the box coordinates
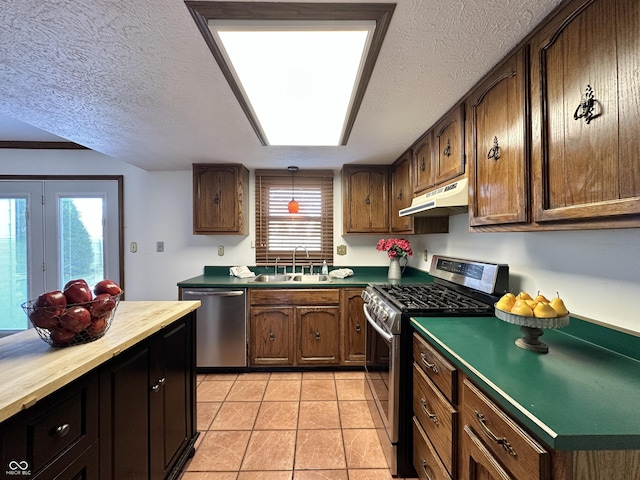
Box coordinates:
[288,166,299,214]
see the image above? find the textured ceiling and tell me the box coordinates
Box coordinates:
[0,0,562,171]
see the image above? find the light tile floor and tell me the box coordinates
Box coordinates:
[181,371,419,480]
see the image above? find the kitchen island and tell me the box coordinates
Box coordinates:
[0,300,200,479]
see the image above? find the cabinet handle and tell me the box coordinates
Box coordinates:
[443,139,451,157]
[151,377,166,393]
[269,330,275,341]
[474,410,517,456]
[54,423,71,437]
[420,352,439,373]
[364,194,370,205]
[420,158,426,172]
[420,398,439,424]
[420,459,435,480]
[355,321,361,333]
[213,193,220,204]
[315,330,321,341]
[573,84,597,124]
[487,136,500,161]
[397,189,403,201]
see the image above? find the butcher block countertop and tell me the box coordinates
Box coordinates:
[0,300,200,424]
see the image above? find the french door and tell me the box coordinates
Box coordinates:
[0,179,121,334]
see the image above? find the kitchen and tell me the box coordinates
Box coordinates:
[2,0,640,479]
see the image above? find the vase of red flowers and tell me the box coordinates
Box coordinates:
[376,238,413,280]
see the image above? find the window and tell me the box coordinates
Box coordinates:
[255,170,333,267]
[0,178,122,335]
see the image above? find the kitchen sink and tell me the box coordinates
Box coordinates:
[291,274,331,283]
[251,274,293,283]
[251,273,331,283]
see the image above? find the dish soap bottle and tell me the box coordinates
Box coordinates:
[321,260,329,275]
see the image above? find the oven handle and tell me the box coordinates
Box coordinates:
[362,304,394,343]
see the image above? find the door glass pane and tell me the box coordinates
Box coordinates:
[0,198,29,331]
[59,197,105,289]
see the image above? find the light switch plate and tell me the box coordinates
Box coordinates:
[423,249,428,262]
[218,245,224,256]
[156,241,164,253]
[337,245,347,256]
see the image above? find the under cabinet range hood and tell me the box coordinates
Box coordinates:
[399,177,469,217]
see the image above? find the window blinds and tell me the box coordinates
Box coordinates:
[255,170,334,267]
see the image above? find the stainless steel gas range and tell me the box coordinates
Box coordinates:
[361,255,509,477]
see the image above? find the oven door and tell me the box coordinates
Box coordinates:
[363,303,400,444]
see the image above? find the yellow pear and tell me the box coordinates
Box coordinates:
[496,293,516,312]
[534,302,558,318]
[511,301,533,317]
[525,299,538,309]
[550,295,569,316]
[534,291,550,303]
[516,291,533,301]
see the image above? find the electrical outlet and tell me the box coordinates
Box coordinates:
[130,242,137,253]
[337,245,347,256]
[156,241,164,253]
[218,245,224,256]
[423,249,428,262]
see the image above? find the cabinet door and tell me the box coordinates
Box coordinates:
[531,0,640,222]
[468,48,529,227]
[250,307,294,365]
[390,151,414,233]
[100,345,151,479]
[460,425,514,480]
[434,104,465,185]
[193,164,249,234]
[296,306,340,365]
[342,166,389,233]
[341,288,365,365]
[414,131,435,194]
[149,319,192,479]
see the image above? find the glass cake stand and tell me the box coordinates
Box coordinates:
[495,308,570,353]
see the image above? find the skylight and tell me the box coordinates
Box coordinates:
[209,21,374,146]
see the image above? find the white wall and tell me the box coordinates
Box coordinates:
[2,150,639,333]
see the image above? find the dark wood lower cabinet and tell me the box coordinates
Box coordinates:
[100,312,197,480]
[0,375,100,480]
[0,312,197,480]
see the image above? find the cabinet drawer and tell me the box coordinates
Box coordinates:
[413,416,452,480]
[413,364,457,476]
[413,332,457,403]
[250,288,340,306]
[0,375,98,477]
[462,378,549,480]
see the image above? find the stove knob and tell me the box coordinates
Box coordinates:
[377,307,389,323]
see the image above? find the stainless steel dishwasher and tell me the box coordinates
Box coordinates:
[181,288,247,368]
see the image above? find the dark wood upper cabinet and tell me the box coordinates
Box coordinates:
[193,163,249,235]
[342,165,389,234]
[433,104,466,186]
[413,131,435,195]
[390,151,414,233]
[467,47,530,227]
[530,0,640,224]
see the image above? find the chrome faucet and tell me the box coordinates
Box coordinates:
[292,246,309,274]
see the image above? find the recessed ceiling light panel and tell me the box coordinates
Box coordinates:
[186,2,396,147]
[209,20,374,146]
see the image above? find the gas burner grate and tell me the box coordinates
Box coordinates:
[375,283,494,314]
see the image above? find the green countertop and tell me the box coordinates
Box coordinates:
[177,266,433,288]
[411,315,640,451]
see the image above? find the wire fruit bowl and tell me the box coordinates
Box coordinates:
[22,293,122,348]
